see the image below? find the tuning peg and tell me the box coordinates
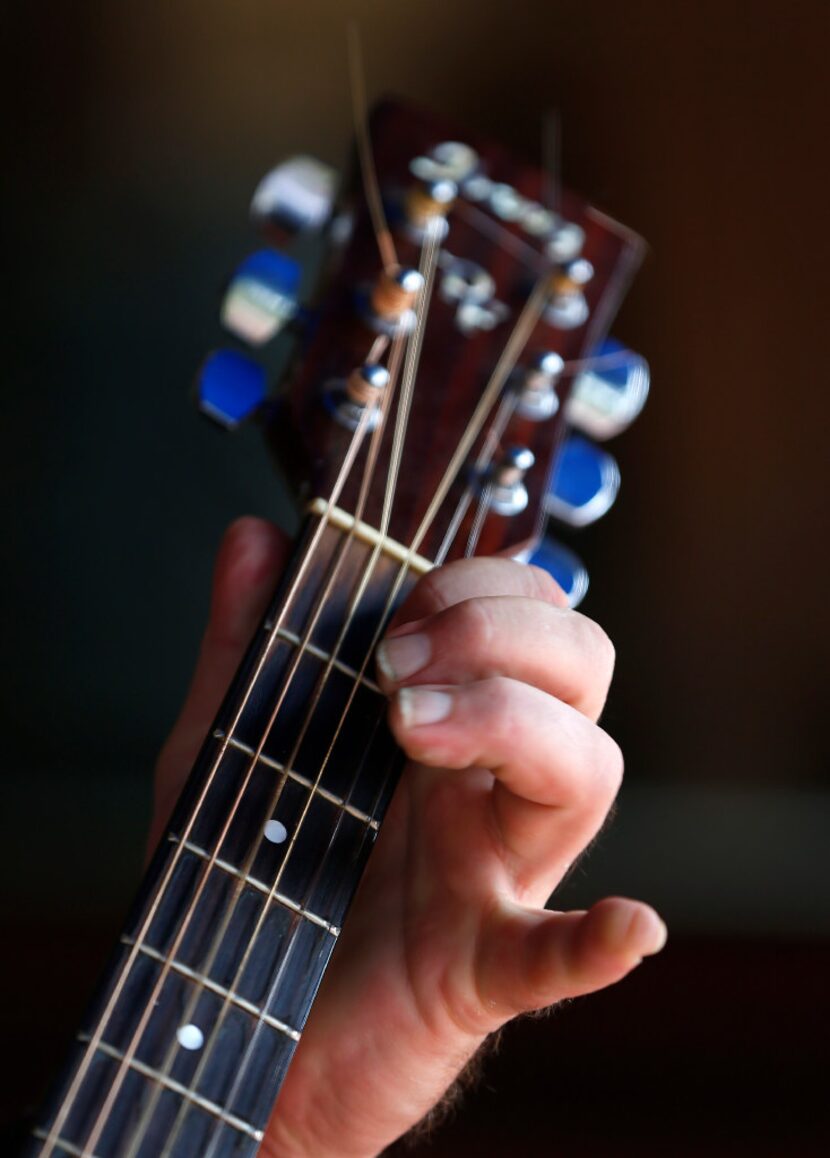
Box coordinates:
[565,338,650,440]
[546,258,594,330]
[404,177,457,241]
[545,220,586,263]
[250,155,339,239]
[486,446,535,515]
[364,267,425,334]
[515,351,564,420]
[196,349,268,430]
[546,434,620,526]
[220,249,301,347]
[326,362,389,430]
[527,537,589,608]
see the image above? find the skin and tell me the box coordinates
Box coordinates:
[152,517,667,1157]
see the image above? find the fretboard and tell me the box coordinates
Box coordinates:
[29,512,422,1158]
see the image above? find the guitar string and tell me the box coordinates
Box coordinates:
[52,392,382,1158]
[434,390,516,565]
[542,108,562,218]
[164,224,442,1158]
[348,23,397,274]
[148,321,414,1158]
[117,335,405,1158]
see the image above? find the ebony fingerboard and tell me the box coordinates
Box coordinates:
[28,516,419,1158]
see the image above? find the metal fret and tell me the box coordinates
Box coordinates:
[74,1036,264,1143]
[32,1129,96,1158]
[120,936,302,1041]
[212,729,381,830]
[264,624,383,695]
[166,833,342,934]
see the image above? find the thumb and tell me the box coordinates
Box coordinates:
[475,896,667,1021]
[151,517,292,844]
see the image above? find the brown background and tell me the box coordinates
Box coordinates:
[3,1,828,1153]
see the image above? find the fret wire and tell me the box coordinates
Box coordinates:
[261,624,383,694]
[32,1129,95,1158]
[50,409,378,1158]
[121,935,303,1039]
[166,833,342,934]
[213,730,380,830]
[74,1036,264,1142]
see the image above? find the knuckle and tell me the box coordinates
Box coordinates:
[594,729,624,796]
[577,614,617,679]
[481,676,524,742]
[450,597,495,656]
[410,568,453,616]
[526,562,567,604]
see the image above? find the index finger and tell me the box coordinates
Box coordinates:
[389,556,568,630]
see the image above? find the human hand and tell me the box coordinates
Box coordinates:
[153,517,667,1157]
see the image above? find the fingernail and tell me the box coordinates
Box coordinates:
[631,907,668,956]
[397,687,453,728]
[376,632,432,682]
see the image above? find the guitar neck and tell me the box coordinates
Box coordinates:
[30,509,422,1158]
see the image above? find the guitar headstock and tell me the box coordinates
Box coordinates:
[197,98,648,590]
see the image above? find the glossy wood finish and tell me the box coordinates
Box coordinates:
[274,99,644,562]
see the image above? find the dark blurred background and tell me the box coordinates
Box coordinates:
[3,1,828,1153]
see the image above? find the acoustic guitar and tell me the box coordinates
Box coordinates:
[27,97,646,1157]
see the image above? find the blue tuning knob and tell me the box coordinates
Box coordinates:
[220,249,301,347]
[528,537,589,608]
[546,434,620,527]
[196,349,268,430]
[566,337,650,440]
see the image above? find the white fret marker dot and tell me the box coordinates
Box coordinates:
[176,1024,204,1051]
[264,819,288,844]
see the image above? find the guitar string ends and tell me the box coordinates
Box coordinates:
[329,361,390,430]
[486,446,536,515]
[366,266,425,334]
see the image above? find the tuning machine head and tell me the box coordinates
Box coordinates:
[363,266,425,334]
[546,258,594,330]
[220,250,301,347]
[527,537,590,608]
[566,338,650,440]
[546,434,620,527]
[545,221,586,264]
[251,155,339,240]
[196,350,269,430]
[484,446,535,515]
[515,351,564,420]
[325,362,389,430]
[404,177,457,241]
